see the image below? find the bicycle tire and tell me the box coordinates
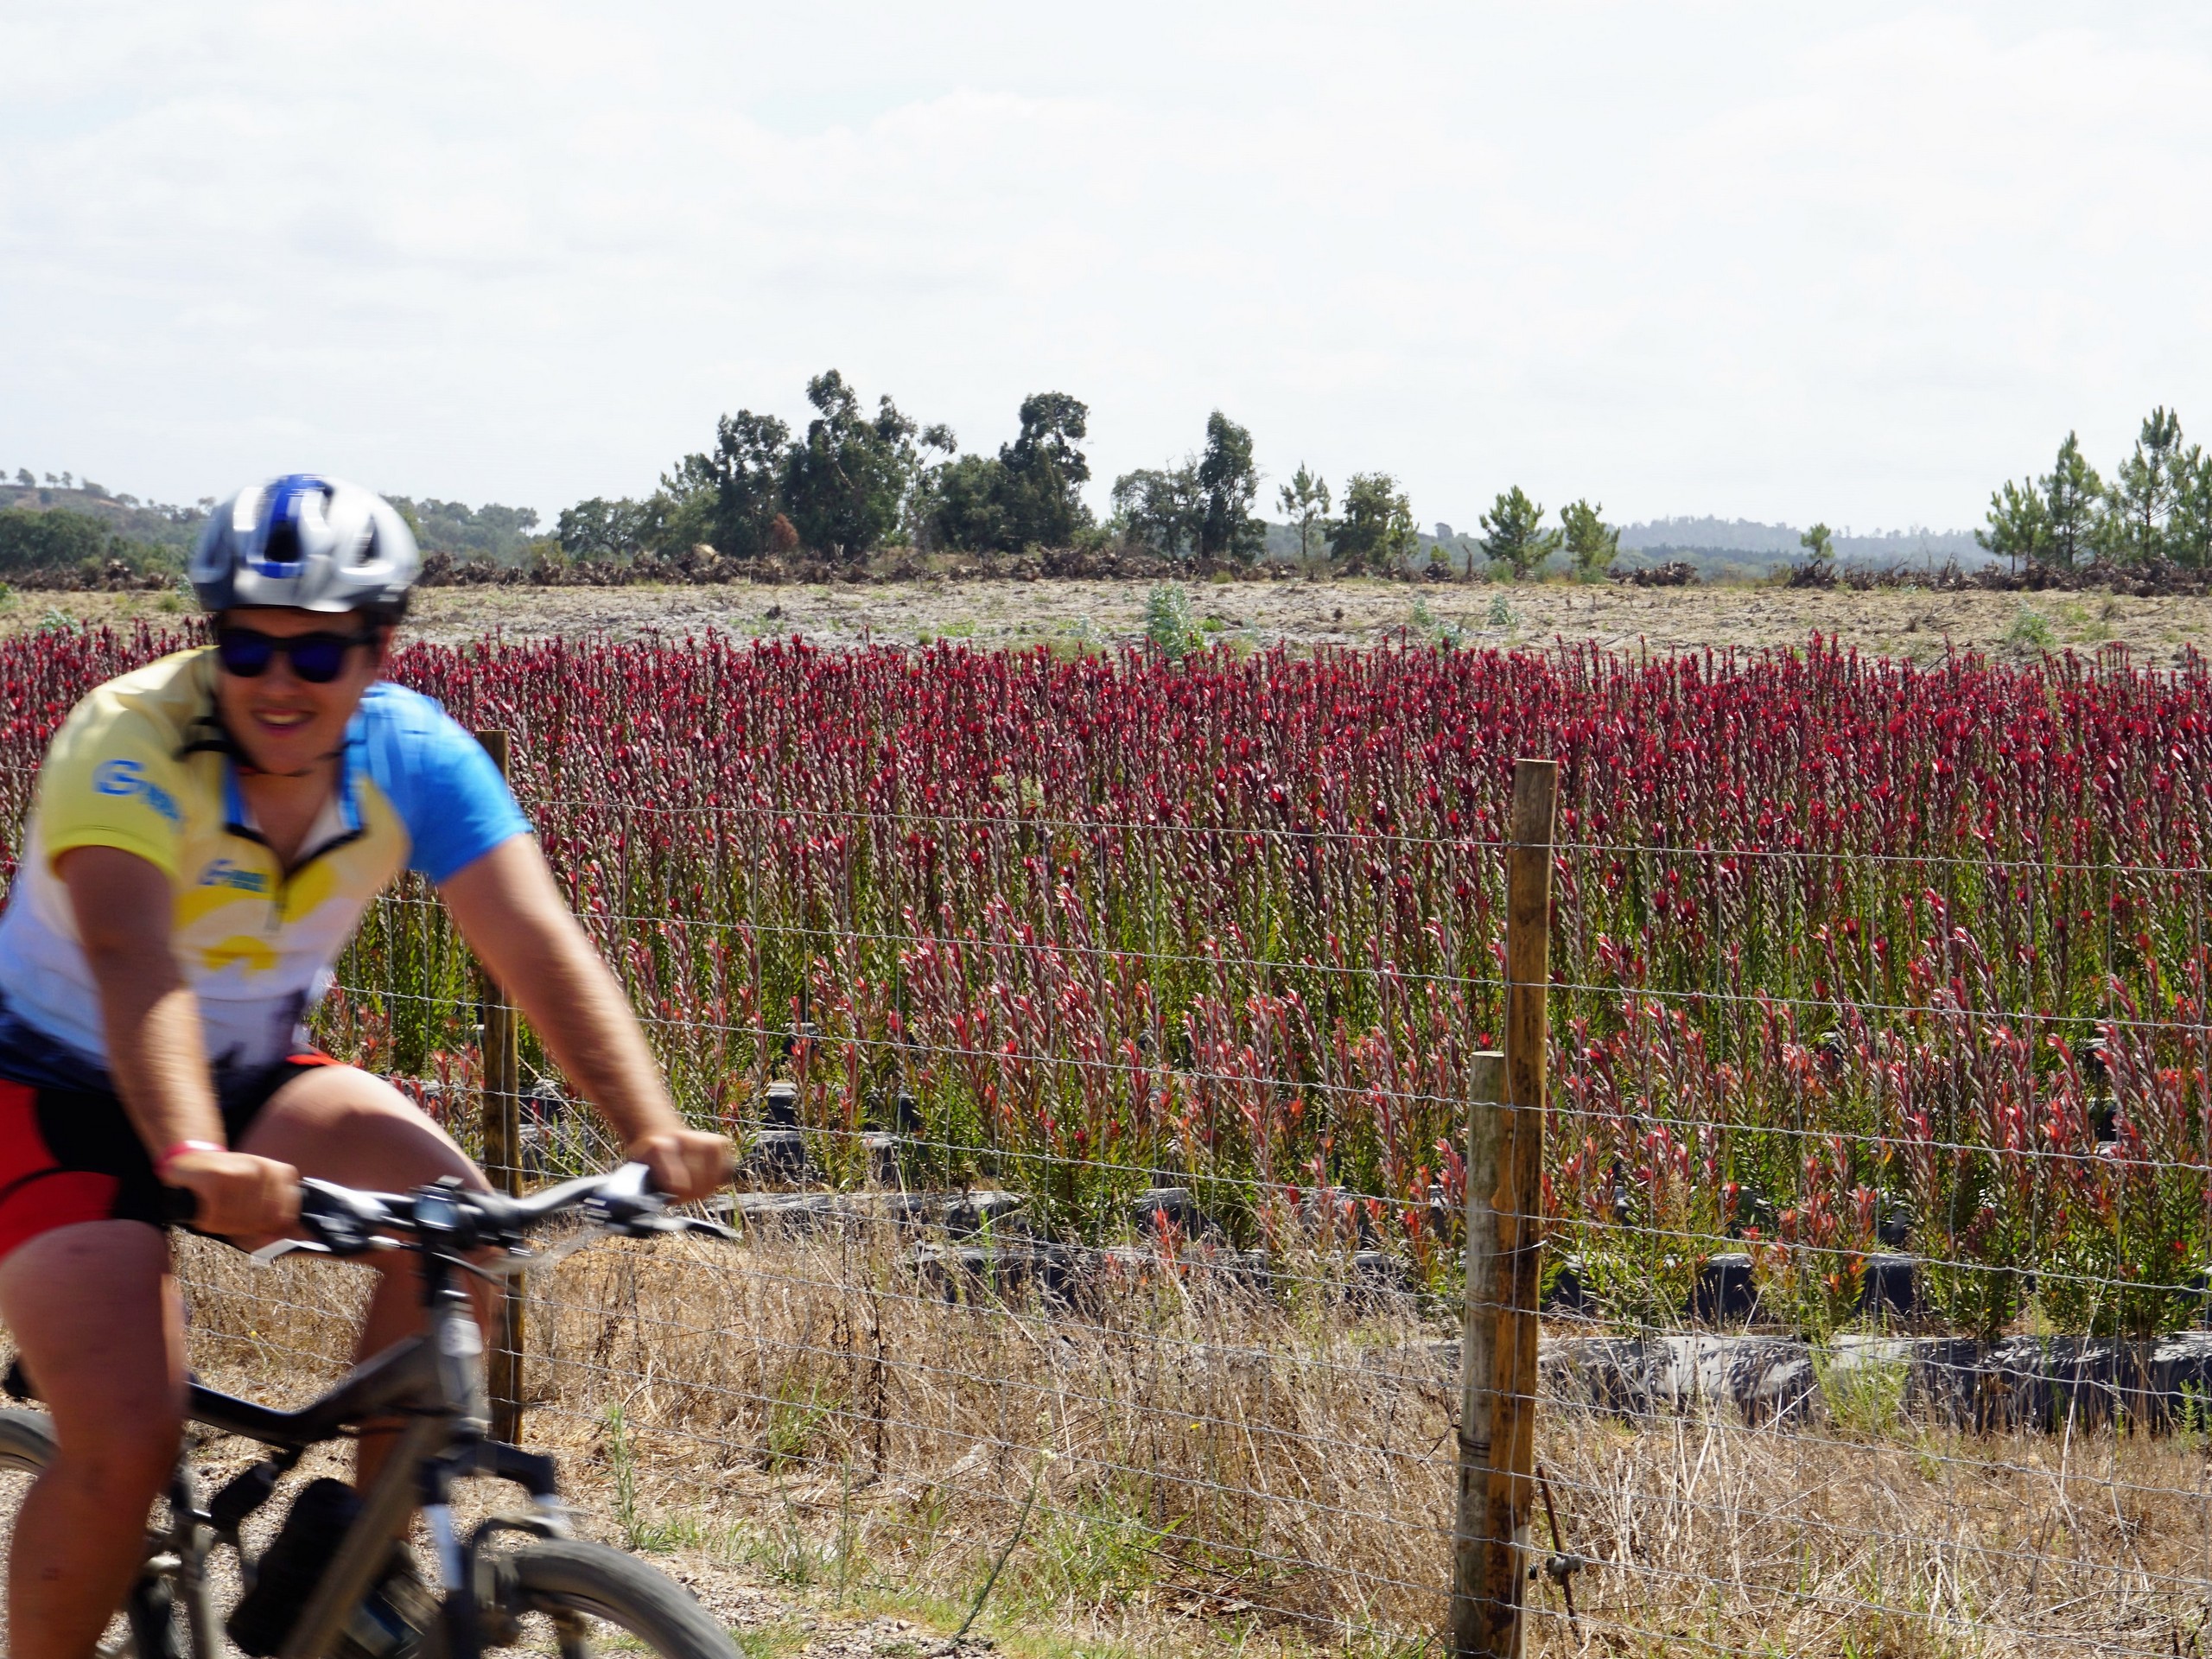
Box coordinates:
[0,1408,56,1472]
[493,1538,735,1659]
[0,1408,179,1659]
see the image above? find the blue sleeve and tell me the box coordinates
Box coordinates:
[357,687,532,883]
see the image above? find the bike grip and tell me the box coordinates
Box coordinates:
[155,1184,201,1225]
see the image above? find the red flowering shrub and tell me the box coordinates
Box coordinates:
[4,625,2207,1333]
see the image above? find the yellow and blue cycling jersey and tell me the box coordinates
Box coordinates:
[0,648,529,1076]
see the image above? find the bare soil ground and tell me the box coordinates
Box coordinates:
[16,579,2212,665]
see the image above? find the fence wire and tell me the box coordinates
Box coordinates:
[182,792,2204,1659]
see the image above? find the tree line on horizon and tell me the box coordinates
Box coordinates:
[551,372,1278,569]
[36,386,2202,590]
[0,471,552,584]
[547,368,1639,582]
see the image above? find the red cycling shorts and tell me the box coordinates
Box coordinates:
[0,1052,335,1264]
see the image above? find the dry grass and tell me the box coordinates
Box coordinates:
[181,1224,1454,1656]
[175,1225,2212,1659]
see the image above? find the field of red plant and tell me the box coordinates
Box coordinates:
[3,623,2208,1343]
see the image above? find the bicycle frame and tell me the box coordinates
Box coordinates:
[157,1233,563,1659]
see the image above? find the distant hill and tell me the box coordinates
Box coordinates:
[0,477,549,568]
[1618,516,1986,568]
[389,497,544,566]
[0,477,205,558]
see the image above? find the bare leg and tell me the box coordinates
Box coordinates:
[0,1221,183,1659]
[238,1065,493,1485]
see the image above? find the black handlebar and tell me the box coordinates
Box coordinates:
[297,1162,686,1255]
[159,1163,728,1257]
[155,1184,202,1227]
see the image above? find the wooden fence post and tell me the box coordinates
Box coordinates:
[1452,1049,1508,1656]
[1452,758,1557,1658]
[473,728,525,1443]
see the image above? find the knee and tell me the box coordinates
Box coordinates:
[249,1066,491,1194]
[53,1411,181,1504]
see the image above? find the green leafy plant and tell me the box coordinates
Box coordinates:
[604,1402,646,1550]
[1143,584,1201,659]
[1812,1345,1910,1438]
[1409,595,1463,649]
[759,1374,840,1473]
[2005,602,2055,651]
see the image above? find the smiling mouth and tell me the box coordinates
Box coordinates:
[253,709,314,732]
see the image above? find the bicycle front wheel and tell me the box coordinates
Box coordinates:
[486,1538,735,1659]
[0,1408,181,1659]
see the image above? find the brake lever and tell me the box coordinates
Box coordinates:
[250,1235,403,1266]
[476,1229,607,1275]
[578,1163,656,1218]
[664,1216,741,1242]
[607,1212,741,1242]
[250,1238,333,1266]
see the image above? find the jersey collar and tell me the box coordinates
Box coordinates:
[179,654,372,871]
[213,714,369,870]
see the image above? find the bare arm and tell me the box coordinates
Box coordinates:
[440,836,729,1200]
[57,846,298,1235]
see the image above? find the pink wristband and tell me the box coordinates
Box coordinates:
[156,1140,225,1180]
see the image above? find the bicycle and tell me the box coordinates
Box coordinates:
[0,1163,741,1659]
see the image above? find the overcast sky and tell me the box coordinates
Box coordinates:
[5,2,2209,535]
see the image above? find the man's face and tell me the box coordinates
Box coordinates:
[212,607,389,777]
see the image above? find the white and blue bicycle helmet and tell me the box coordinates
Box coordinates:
[190,474,420,620]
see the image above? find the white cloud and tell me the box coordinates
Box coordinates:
[2,1,2208,532]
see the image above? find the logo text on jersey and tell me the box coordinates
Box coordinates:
[198,858,270,893]
[92,759,182,826]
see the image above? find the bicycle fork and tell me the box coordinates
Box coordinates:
[278,1252,483,1659]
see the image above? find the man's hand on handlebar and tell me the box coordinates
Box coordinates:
[624,1128,734,1205]
[160,1147,301,1237]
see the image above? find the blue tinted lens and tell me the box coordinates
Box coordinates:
[214,628,359,682]
[286,637,350,683]
[215,630,278,677]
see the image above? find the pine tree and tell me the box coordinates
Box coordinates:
[2105,406,2187,565]
[2042,432,2104,569]
[1560,499,1619,581]
[2169,448,2212,570]
[1276,465,1332,564]
[1976,479,2050,575]
[1478,486,1560,581]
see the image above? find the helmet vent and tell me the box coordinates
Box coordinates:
[262,513,302,569]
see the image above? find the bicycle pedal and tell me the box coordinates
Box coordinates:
[345,1558,435,1659]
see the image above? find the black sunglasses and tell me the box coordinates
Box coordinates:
[214,626,380,684]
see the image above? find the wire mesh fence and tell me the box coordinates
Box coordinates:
[3,626,2211,1654]
[295,799,2212,1655]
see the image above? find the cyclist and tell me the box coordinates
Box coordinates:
[0,475,733,1659]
